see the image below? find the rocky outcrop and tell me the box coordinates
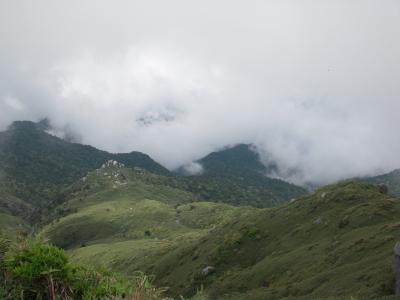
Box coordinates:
[201,266,215,276]
[101,160,125,169]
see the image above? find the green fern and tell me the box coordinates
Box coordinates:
[0,236,10,263]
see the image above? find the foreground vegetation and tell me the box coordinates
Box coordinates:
[0,237,167,299]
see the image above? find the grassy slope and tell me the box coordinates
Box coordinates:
[0,213,28,237]
[39,165,249,286]
[40,165,400,300]
[0,188,31,237]
[152,182,400,299]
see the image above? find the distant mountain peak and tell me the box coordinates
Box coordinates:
[174,143,306,207]
[8,120,41,131]
[198,143,277,175]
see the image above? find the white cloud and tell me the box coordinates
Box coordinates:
[181,162,204,176]
[0,0,400,186]
[4,96,25,111]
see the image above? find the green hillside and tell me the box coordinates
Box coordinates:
[0,212,28,237]
[0,187,31,237]
[0,121,170,207]
[38,162,400,299]
[39,163,251,297]
[2,121,400,299]
[175,144,307,207]
[0,123,305,211]
[152,181,400,299]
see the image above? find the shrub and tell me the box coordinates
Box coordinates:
[5,242,74,299]
[0,240,166,299]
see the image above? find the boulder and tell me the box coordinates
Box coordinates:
[377,184,389,194]
[313,217,322,225]
[201,266,215,276]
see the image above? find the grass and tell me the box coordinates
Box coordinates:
[37,168,400,299]
[0,212,28,237]
[0,239,169,299]
[6,123,400,299]
[141,182,400,299]
[39,165,247,298]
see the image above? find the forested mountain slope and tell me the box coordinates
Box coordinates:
[0,121,170,206]
[0,122,306,210]
[175,144,307,207]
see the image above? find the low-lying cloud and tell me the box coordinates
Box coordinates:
[1,0,400,186]
[181,162,204,176]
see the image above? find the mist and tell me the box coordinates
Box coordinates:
[1,0,400,186]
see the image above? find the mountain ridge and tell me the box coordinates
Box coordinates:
[0,121,307,210]
[1,120,400,299]
[0,120,170,207]
[175,143,306,207]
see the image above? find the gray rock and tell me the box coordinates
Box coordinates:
[313,217,322,225]
[102,160,125,169]
[377,184,389,194]
[201,266,215,276]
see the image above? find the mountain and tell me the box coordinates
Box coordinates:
[1,122,399,299]
[175,144,307,207]
[38,165,400,299]
[0,121,170,207]
[0,122,305,210]
[197,144,272,175]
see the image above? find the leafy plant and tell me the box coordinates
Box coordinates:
[0,236,10,263]
[0,240,166,299]
[5,242,74,299]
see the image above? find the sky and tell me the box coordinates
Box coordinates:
[0,0,400,186]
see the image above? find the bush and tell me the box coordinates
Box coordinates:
[5,243,73,299]
[0,240,166,299]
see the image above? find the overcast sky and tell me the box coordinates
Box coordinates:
[1,0,400,186]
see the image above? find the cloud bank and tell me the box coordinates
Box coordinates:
[0,0,400,186]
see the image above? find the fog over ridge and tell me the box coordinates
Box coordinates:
[1,0,400,186]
